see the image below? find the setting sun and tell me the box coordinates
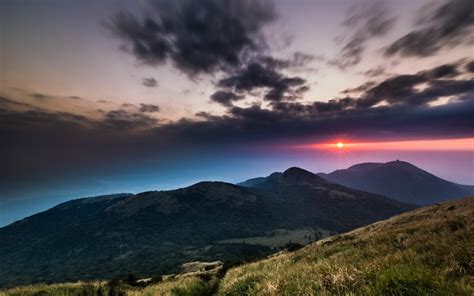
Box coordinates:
[337,142,344,148]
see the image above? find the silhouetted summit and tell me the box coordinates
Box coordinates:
[318,160,473,204]
[239,167,327,188]
[281,167,327,184]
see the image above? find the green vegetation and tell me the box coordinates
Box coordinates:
[2,197,472,295]
[128,277,218,296]
[219,197,474,295]
[0,282,111,296]
[0,278,215,296]
[0,264,222,296]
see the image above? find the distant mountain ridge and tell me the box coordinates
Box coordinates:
[318,160,473,205]
[239,167,413,232]
[0,167,412,288]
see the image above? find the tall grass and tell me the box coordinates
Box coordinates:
[0,282,106,296]
[218,197,474,295]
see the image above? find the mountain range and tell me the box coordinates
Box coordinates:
[317,160,474,205]
[0,167,412,288]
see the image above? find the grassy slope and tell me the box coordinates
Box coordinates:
[219,196,474,295]
[1,197,472,296]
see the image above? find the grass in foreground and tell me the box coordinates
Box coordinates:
[0,275,218,296]
[218,197,474,295]
[0,282,108,296]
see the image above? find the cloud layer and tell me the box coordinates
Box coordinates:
[107,0,275,77]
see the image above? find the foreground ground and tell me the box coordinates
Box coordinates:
[1,197,473,295]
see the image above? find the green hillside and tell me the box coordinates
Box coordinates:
[2,197,472,295]
[0,168,411,288]
[219,196,474,295]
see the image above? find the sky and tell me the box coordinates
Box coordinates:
[0,0,473,226]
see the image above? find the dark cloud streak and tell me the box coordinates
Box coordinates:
[385,0,474,58]
[330,1,396,69]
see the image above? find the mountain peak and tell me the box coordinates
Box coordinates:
[239,167,327,188]
[282,167,327,184]
[322,160,471,204]
[346,160,416,173]
[283,167,313,176]
[283,167,313,175]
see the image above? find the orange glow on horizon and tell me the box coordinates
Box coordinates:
[293,138,474,151]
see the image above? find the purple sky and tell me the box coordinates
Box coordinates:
[0,0,473,226]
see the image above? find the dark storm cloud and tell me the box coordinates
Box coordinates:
[215,60,307,103]
[210,91,244,106]
[385,0,474,58]
[142,77,158,87]
[107,0,275,77]
[330,1,396,69]
[139,103,160,113]
[108,0,310,106]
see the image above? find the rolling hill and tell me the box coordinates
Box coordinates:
[318,160,473,205]
[3,197,472,295]
[0,167,412,288]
